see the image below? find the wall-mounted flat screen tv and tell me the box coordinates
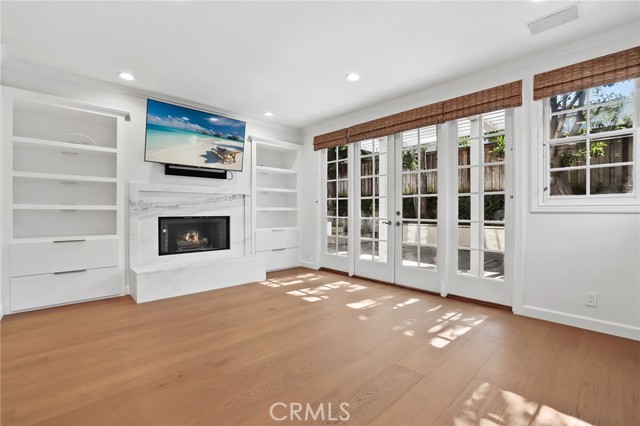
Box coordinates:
[145,99,247,172]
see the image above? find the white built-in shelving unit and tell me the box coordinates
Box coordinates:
[251,136,301,271]
[1,86,129,313]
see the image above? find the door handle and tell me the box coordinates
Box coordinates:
[382,220,392,225]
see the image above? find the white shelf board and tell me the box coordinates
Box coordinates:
[13,136,117,155]
[11,234,118,244]
[13,204,117,211]
[255,187,297,193]
[256,207,298,212]
[255,166,298,175]
[13,171,117,183]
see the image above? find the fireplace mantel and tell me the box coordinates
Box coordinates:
[128,182,264,303]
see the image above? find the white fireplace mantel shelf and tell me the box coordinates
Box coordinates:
[130,182,250,199]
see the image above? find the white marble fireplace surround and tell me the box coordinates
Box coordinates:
[129,183,265,303]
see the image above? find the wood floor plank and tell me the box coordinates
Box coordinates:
[2,267,638,426]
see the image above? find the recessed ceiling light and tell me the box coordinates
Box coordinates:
[117,72,135,81]
[346,73,360,82]
[263,112,274,117]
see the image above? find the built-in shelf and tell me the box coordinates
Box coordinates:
[252,135,301,271]
[13,136,117,155]
[13,204,117,211]
[11,234,118,244]
[3,86,128,313]
[255,187,298,193]
[256,207,298,212]
[255,165,298,175]
[13,171,117,183]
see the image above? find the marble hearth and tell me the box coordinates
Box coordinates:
[128,183,265,303]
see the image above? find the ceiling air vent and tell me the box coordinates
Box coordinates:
[527,3,581,36]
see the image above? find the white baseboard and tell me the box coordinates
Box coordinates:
[520,304,640,341]
[299,260,320,270]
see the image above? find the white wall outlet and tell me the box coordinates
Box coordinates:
[586,292,598,307]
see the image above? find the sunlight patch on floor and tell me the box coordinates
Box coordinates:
[449,382,593,426]
[346,295,394,310]
[393,298,420,310]
[284,280,368,303]
[426,311,488,348]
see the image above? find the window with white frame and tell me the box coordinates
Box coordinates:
[545,80,636,198]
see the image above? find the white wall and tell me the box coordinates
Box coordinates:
[300,23,640,340]
[1,64,302,294]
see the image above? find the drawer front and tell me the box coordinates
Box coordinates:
[11,238,119,277]
[11,267,121,312]
[257,247,299,271]
[255,228,298,251]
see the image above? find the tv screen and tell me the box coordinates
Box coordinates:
[145,99,247,172]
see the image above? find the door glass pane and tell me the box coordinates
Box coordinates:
[361,157,373,176]
[338,160,348,179]
[361,219,374,238]
[420,246,437,269]
[403,197,418,219]
[361,178,373,197]
[420,223,437,245]
[327,236,336,254]
[484,165,505,192]
[421,171,437,194]
[360,240,373,260]
[337,218,348,236]
[484,195,505,221]
[483,252,504,278]
[420,196,437,220]
[458,249,471,274]
[402,221,419,244]
[483,224,505,251]
[361,199,373,217]
[402,244,419,267]
[402,173,418,195]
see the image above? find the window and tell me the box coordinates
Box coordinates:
[400,126,438,270]
[325,145,349,256]
[457,110,506,280]
[545,80,636,199]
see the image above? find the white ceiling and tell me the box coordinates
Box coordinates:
[2,1,639,129]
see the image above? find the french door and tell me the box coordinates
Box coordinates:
[448,110,513,305]
[353,127,440,292]
[320,110,513,305]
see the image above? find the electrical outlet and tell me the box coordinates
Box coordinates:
[586,292,598,307]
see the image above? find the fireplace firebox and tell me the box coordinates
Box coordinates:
[158,216,230,256]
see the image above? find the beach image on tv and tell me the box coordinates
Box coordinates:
[145,99,247,171]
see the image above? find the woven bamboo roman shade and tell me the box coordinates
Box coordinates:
[533,46,640,100]
[312,128,348,151]
[442,81,522,122]
[346,102,444,144]
[312,81,522,150]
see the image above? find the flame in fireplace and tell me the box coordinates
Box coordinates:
[184,231,200,243]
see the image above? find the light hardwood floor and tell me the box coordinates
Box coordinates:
[2,267,638,426]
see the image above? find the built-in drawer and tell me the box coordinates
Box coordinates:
[10,267,121,312]
[256,247,299,271]
[255,228,298,251]
[11,238,119,277]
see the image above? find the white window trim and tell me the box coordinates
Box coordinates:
[530,80,640,214]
